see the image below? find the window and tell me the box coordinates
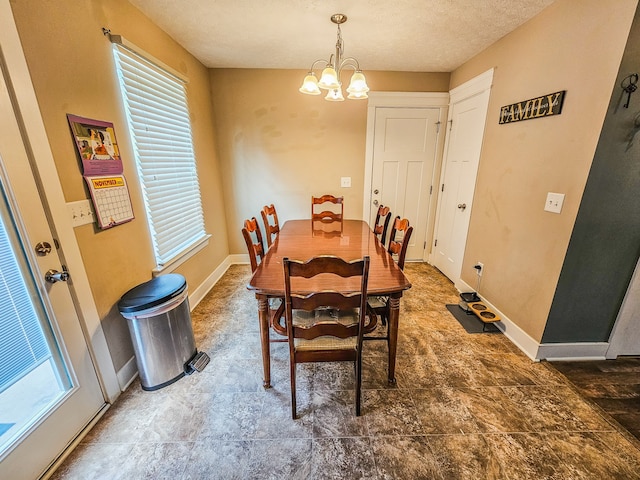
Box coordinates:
[113,43,207,270]
[0,213,50,393]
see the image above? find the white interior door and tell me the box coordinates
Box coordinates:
[433,71,493,284]
[0,40,105,480]
[369,107,442,260]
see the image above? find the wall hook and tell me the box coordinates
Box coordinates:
[621,73,638,108]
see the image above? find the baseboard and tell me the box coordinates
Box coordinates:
[189,254,250,310]
[455,278,610,361]
[536,343,609,361]
[116,355,138,391]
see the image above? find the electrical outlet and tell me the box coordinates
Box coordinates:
[544,192,565,214]
[67,199,95,227]
[475,262,484,276]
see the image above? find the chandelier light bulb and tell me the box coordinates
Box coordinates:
[346,71,370,96]
[299,73,321,95]
[318,67,340,90]
[325,88,345,102]
[347,90,368,100]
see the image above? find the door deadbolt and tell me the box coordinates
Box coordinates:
[457,203,467,211]
[373,189,379,194]
[45,266,70,283]
[35,242,52,256]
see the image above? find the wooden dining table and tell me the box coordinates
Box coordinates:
[247,219,412,388]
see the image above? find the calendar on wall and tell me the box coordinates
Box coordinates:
[84,175,135,229]
[67,114,135,229]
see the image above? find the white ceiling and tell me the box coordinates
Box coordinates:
[127,0,556,72]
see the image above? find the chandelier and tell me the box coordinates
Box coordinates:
[299,14,370,102]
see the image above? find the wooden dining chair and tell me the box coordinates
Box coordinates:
[242,217,286,340]
[241,217,265,273]
[367,217,413,329]
[280,255,376,418]
[387,216,413,271]
[373,205,392,247]
[311,195,344,222]
[260,204,280,248]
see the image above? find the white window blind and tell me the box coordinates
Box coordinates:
[0,215,49,393]
[113,44,207,267]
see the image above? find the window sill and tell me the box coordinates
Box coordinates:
[152,234,211,276]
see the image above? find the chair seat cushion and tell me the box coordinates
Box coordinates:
[293,308,359,351]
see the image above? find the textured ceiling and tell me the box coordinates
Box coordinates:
[127,0,556,72]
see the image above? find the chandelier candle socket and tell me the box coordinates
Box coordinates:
[299,14,369,101]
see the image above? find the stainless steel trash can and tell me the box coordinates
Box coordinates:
[118,273,209,391]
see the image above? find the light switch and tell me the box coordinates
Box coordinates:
[544,192,565,214]
[341,176,351,188]
[67,199,95,227]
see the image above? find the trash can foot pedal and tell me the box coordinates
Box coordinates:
[186,351,210,374]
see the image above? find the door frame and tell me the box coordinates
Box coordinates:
[1,0,119,402]
[363,92,449,261]
[429,68,494,288]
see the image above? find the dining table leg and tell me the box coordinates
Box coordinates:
[256,294,271,388]
[387,293,402,384]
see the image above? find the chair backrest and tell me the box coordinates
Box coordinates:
[387,217,413,270]
[261,204,280,248]
[241,217,264,272]
[373,205,392,246]
[311,195,344,222]
[283,255,370,342]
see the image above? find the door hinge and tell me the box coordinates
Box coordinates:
[441,184,445,192]
[434,239,438,247]
[429,185,433,195]
[423,241,427,249]
[448,119,453,130]
[435,121,441,134]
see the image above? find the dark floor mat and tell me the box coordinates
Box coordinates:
[446,304,500,334]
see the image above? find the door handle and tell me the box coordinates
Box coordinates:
[45,266,70,283]
[457,203,467,211]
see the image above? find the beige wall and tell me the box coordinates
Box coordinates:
[450,0,638,341]
[10,0,228,372]
[10,0,637,373]
[210,69,450,254]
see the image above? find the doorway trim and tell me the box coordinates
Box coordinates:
[430,68,494,286]
[1,0,119,402]
[362,92,449,254]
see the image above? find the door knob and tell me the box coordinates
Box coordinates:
[373,200,379,206]
[45,266,70,283]
[457,203,467,211]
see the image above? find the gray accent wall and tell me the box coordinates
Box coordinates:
[543,5,640,343]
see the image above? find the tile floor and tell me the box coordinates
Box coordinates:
[50,263,640,479]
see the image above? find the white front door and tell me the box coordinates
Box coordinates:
[0,31,105,480]
[433,70,493,285]
[368,105,444,261]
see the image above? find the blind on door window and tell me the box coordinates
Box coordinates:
[0,217,49,393]
[113,45,206,267]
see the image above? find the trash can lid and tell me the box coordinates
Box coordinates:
[118,273,187,314]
